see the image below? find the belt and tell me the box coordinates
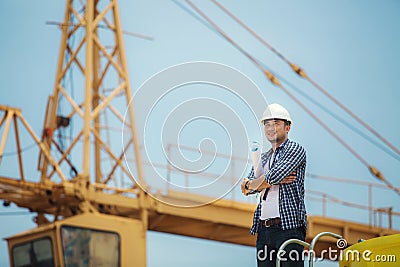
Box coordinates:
[260,217,281,228]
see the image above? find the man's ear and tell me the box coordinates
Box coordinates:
[285,124,291,133]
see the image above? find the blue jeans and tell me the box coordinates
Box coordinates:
[256,223,306,267]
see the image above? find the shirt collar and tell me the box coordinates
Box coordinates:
[262,138,290,160]
[278,138,290,149]
[271,138,289,154]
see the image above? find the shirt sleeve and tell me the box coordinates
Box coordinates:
[247,166,255,179]
[264,142,306,185]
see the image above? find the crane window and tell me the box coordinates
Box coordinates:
[12,237,54,267]
[61,226,120,267]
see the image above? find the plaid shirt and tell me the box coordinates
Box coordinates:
[248,139,307,235]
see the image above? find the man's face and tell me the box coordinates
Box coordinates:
[263,119,290,144]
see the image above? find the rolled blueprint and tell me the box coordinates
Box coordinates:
[250,141,263,178]
[248,141,264,190]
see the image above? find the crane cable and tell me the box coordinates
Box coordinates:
[184,0,277,83]
[0,143,37,157]
[184,0,400,196]
[172,0,400,162]
[270,68,400,162]
[172,0,217,34]
[210,0,400,158]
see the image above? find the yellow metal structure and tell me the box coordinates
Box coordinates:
[1,0,149,265]
[6,213,145,267]
[339,234,399,267]
[0,0,399,266]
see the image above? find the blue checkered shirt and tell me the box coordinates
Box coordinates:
[248,139,307,235]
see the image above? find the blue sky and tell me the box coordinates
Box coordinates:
[0,1,399,266]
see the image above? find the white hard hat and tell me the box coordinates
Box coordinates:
[260,103,292,124]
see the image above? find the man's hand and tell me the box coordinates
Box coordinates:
[242,176,270,195]
[241,178,252,195]
[281,171,296,184]
[257,179,270,191]
[242,171,296,196]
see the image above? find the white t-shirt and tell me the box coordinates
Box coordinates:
[260,151,280,220]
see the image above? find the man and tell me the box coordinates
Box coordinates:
[241,103,307,267]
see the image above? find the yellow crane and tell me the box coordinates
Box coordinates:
[0,0,148,265]
[0,1,398,267]
[0,1,256,265]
